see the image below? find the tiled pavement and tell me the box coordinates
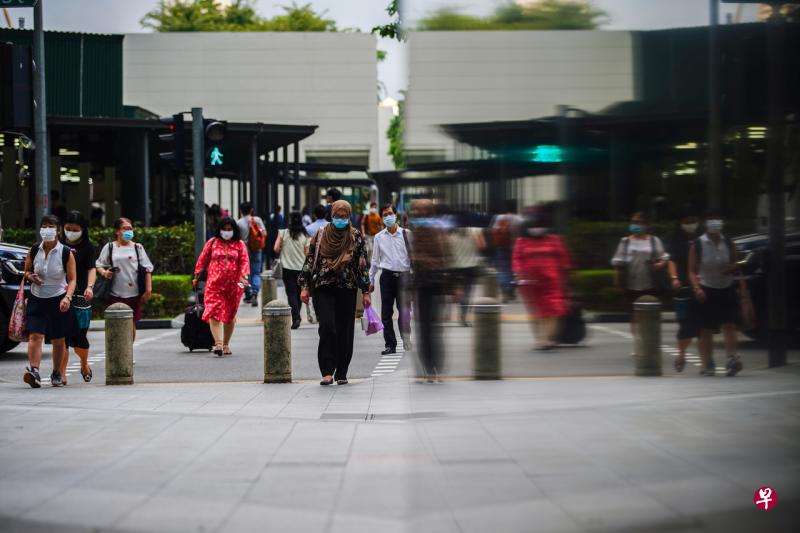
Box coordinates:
[0,360,798,533]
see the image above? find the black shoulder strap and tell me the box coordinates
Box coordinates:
[61,246,71,271]
[694,237,702,262]
[106,242,114,268]
[26,243,39,271]
[134,242,141,266]
[402,228,411,257]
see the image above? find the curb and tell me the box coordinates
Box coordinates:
[89,314,184,331]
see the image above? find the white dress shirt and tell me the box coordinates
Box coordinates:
[369,226,411,286]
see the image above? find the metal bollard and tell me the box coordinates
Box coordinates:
[263,300,292,383]
[260,270,277,307]
[472,296,502,380]
[483,267,500,299]
[634,295,662,376]
[104,303,134,385]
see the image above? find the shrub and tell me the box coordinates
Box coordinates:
[569,269,628,313]
[142,292,166,319]
[151,274,192,317]
[1,224,196,275]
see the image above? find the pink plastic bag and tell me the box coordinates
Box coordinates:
[362,304,383,336]
[8,281,28,342]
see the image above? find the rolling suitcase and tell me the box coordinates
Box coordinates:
[558,303,586,345]
[181,292,215,352]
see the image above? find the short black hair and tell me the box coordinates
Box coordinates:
[313,204,327,219]
[40,214,60,227]
[381,203,396,215]
[215,216,241,240]
[240,201,253,215]
[113,217,132,231]
[326,188,342,201]
[62,211,89,240]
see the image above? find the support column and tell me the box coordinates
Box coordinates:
[1,140,21,228]
[77,162,91,220]
[50,156,61,208]
[250,136,259,213]
[269,150,278,215]
[293,142,300,210]
[707,0,722,211]
[104,167,117,223]
[142,132,151,226]
[282,145,289,212]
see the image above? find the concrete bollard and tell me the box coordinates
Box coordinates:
[472,296,502,380]
[263,300,292,383]
[483,267,500,299]
[634,295,662,376]
[104,303,134,385]
[260,270,277,307]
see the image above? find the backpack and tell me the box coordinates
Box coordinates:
[28,243,71,272]
[247,216,266,251]
[492,217,513,248]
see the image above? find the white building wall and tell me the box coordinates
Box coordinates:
[405,31,634,160]
[123,32,379,168]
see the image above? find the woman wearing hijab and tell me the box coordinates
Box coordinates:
[299,200,371,385]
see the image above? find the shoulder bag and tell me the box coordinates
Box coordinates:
[134,243,149,296]
[93,242,114,303]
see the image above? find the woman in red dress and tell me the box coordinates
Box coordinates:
[193,217,250,356]
[512,210,572,350]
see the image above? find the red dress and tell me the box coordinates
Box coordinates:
[194,238,250,323]
[512,234,571,318]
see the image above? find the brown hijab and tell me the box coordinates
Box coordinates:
[318,200,355,272]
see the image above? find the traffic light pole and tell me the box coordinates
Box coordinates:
[192,108,205,259]
[33,0,49,225]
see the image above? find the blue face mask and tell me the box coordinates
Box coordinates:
[122,230,134,241]
[332,218,349,230]
[414,217,431,227]
[383,215,397,227]
[629,224,642,235]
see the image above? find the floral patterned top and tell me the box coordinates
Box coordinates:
[298,228,370,293]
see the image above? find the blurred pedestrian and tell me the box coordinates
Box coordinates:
[59,211,96,383]
[274,211,310,329]
[22,215,77,388]
[611,212,669,337]
[512,210,572,350]
[267,205,284,265]
[301,206,313,227]
[448,212,485,326]
[369,203,412,355]
[324,188,342,221]
[206,204,221,241]
[410,199,452,382]
[306,204,329,238]
[96,218,153,341]
[360,201,383,256]
[193,217,250,356]
[237,201,267,306]
[299,200,370,386]
[490,200,521,302]
[688,211,743,377]
[666,208,702,372]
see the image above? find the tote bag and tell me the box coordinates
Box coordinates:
[8,280,28,342]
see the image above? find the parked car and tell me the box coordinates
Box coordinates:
[734,232,800,344]
[0,242,30,354]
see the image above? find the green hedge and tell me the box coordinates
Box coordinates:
[90,274,192,319]
[568,269,628,313]
[2,223,196,275]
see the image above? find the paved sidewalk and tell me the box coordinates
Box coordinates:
[0,361,798,533]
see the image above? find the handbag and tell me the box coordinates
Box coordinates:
[93,242,114,303]
[8,280,28,342]
[133,244,148,296]
[648,236,671,293]
[71,295,92,330]
[738,279,756,331]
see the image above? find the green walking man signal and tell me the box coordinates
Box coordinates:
[209,146,224,166]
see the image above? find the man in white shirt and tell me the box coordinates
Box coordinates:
[305,205,329,238]
[369,204,412,355]
[237,201,267,306]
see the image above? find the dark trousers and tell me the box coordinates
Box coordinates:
[313,286,357,380]
[379,271,410,349]
[415,286,444,376]
[456,266,479,321]
[282,268,302,322]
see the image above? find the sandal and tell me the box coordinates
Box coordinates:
[213,341,223,357]
[320,376,334,386]
[81,366,93,382]
[222,345,232,356]
[674,356,686,373]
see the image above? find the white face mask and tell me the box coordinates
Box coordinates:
[681,223,698,234]
[40,227,57,242]
[369,208,377,214]
[65,230,83,242]
[706,219,724,233]
[220,230,234,241]
[527,227,547,237]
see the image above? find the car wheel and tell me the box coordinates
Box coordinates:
[0,305,20,354]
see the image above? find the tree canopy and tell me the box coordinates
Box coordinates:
[141,0,338,32]
[417,0,609,31]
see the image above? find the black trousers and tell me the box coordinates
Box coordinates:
[379,271,410,349]
[415,286,444,376]
[456,266,479,321]
[282,268,302,322]
[313,286,357,380]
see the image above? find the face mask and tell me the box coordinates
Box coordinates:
[332,217,349,230]
[65,230,83,242]
[121,230,134,242]
[40,227,57,242]
[629,223,642,235]
[706,219,724,233]
[527,227,547,237]
[370,208,377,214]
[414,218,431,227]
[681,223,698,234]
[220,230,234,240]
[383,215,397,227]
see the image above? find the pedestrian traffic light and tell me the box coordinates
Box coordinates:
[204,119,227,169]
[158,114,186,172]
